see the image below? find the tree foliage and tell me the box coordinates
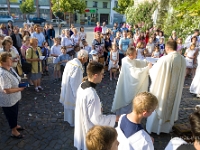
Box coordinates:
[113,0,134,14]
[51,0,86,14]
[125,1,158,31]
[161,0,200,39]
[19,0,36,14]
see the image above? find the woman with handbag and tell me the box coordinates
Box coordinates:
[0,52,26,139]
[61,29,75,57]
[26,38,43,92]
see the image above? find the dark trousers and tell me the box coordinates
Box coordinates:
[119,53,125,66]
[2,102,19,129]
[60,65,65,76]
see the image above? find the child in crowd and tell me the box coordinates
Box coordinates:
[57,46,70,76]
[86,126,119,150]
[176,38,183,55]
[158,37,165,57]
[41,41,50,76]
[136,42,145,60]
[51,37,62,82]
[116,92,158,150]
[184,44,198,78]
[82,40,91,54]
[152,45,160,58]
[108,44,119,81]
[146,37,155,57]
[89,50,99,62]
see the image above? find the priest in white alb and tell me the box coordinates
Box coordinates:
[111,47,152,119]
[74,61,116,150]
[59,49,88,127]
[146,40,186,135]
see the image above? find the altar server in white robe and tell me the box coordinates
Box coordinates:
[146,40,186,135]
[116,92,158,150]
[59,49,88,127]
[190,52,200,98]
[74,61,116,150]
[111,47,152,120]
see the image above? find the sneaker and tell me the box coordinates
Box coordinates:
[197,94,200,98]
[110,78,112,81]
[35,88,39,92]
[38,86,44,90]
[114,77,118,80]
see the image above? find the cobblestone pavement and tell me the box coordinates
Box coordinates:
[0,63,198,150]
[0,26,198,150]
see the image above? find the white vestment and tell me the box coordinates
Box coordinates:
[59,58,83,126]
[146,51,186,135]
[190,54,200,94]
[112,57,149,114]
[74,81,116,150]
[116,115,154,150]
[165,137,187,150]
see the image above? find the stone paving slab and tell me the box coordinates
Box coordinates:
[0,64,199,150]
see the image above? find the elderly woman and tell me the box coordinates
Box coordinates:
[0,39,19,70]
[0,52,25,138]
[26,38,43,92]
[61,29,75,57]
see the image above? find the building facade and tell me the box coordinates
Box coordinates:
[77,0,111,25]
[0,0,52,21]
[110,0,124,25]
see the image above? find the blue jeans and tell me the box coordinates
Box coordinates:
[48,39,54,48]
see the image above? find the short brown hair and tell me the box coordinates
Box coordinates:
[2,39,12,48]
[34,24,40,31]
[190,110,200,142]
[126,47,136,56]
[133,92,158,114]
[86,125,118,150]
[87,62,104,78]
[166,40,177,51]
[0,52,12,64]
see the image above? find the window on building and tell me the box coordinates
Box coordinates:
[93,1,98,7]
[85,1,87,6]
[114,1,118,8]
[103,2,108,8]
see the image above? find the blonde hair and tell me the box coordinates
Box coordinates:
[133,92,158,114]
[86,125,118,150]
[23,35,30,42]
[30,38,38,46]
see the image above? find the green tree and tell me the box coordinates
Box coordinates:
[51,0,86,23]
[113,0,134,14]
[161,0,200,39]
[19,0,36,20]
[125,1,158,30]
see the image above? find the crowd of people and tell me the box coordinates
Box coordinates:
[0,20,200,150]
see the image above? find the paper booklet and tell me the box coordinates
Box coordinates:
[145,57,159,64]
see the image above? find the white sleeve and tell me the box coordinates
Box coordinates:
[0,73,12,89]
[87,96,116,127]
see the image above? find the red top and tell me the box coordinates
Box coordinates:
[94,26,102,32]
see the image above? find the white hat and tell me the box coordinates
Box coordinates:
[89,50,98,55]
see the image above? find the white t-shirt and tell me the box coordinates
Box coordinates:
[51,45,62,56]
[101,26,108,34]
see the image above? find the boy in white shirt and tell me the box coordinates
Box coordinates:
[116,92,158,150]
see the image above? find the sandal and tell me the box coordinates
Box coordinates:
[17,127,25,131]
[11,134,24,139]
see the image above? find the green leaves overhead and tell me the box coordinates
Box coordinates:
[125,1,158,30]
[19,0,36,14]
[51,0,86,14]
[113,0,134,14]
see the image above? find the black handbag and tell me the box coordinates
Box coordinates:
[22,48,33,74]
